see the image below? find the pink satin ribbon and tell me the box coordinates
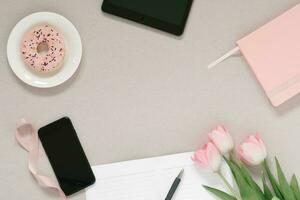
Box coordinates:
[15,119,67,200]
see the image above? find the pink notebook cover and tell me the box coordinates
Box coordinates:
[237,4,300,107]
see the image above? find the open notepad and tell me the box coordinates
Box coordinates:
[86,152,232,200]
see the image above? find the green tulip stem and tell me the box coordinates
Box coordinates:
[217,171,241,200]
[229,151,242,166]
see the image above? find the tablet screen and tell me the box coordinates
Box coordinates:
[102,0,193,35]
[107,0,189,25]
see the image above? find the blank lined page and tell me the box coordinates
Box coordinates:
[86,152,232,200]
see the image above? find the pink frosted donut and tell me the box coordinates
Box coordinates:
[21,24,65,73]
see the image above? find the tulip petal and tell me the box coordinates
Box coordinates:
[206,143,222,172]
[208,125,234,154]
[192,142,222,172]
[238,134,267,166]
[193,149,208,167]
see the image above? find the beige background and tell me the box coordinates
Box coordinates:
[1,0,300,199]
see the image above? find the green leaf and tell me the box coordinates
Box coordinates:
[203,185,237,200]
[229,156,265,199]
[263,172,274,200]
[290,175,300,200]
[224,157,263,200]
[238,161,265,199]
[275,157,296,200]
[263,159,283,199]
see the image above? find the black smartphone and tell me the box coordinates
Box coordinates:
[38,117,95,196]
[102,0,193,36]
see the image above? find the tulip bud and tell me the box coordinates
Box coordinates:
[238,133,267,166]
[192,142,222,172]
[208,125,234,154]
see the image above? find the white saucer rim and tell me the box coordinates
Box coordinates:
[7,11,82,88]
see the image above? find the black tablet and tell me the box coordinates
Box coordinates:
[101,0,193,36]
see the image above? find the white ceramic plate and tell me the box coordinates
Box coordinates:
[7,12,82,88]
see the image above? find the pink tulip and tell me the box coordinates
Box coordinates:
[208,125,234,154]
[192,142,222,172]
[238,133,267,165]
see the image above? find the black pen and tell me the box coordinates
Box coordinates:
[165,169,184,200]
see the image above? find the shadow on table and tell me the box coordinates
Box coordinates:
[38,184,85,199]
[274,94,300,116]
[12,56,84,97]
[100,12,185,40]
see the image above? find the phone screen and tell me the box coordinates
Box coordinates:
[38,117,95,196]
